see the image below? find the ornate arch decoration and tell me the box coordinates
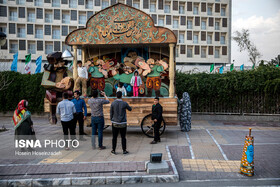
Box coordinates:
[65,3,177,45]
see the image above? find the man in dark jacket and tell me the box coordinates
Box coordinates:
[151,97,163,144]
[110,91,132,155]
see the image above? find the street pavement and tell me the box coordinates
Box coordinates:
[0,116,279,186]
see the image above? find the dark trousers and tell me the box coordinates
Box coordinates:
[91,116,104,148]
[154,120,162,142]
[61,119,76,147]
[73,112,85,136]
[112,125,127,151]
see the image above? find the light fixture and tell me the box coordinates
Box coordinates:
[150,153,162,163]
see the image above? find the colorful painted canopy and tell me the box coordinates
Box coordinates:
[65,3,177,46]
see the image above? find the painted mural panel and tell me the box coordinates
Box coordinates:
[65,3,176,45]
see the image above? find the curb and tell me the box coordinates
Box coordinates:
[0,149,179,186]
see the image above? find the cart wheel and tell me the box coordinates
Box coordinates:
[141,114,166,138]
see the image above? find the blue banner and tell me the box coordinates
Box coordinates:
[240,64,244,71]
[35,56,42,74]
[219,66,224,74]
[11,52,18,72]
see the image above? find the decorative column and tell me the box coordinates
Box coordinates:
[169,43,175,98]
[73,45,78,80]
[82,46,86,65]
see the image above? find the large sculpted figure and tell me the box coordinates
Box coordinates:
[41,52,74,124]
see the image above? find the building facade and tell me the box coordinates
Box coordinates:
[0,0,231,69]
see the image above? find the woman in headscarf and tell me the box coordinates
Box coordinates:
[13,100,35,151]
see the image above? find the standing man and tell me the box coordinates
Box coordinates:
[56,92,76,150]
[150,97,163,144]
[88,90,110,150]
[74,61,88,97]
[110,91,132,155]
[72,90,87,141]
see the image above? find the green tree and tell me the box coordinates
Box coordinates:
[233,29,262,66]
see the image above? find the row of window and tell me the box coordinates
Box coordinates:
[177,32,227,45]
[5,40,73,55]
[176,45,227,58]
[1,23,81,38]
[153,15,228,29]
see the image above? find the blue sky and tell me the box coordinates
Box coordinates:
[232,0,280,65]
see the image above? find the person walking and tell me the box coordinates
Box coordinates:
[88,90,110,150]
[110,91,132,155]
[13,100,36,152]
[56,92,76,150]
[150,97,163,144]
[72,90,87,141]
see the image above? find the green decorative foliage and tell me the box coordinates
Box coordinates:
[0,71,45,113]
[176,66,280,114]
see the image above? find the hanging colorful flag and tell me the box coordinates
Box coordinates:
[252,64,255,70]
[11,52,18,72]
[210,64,214,73]
[276,64,279,68]
[35,56,42,74]
[240,64,244,71]
[230,64,234,71]
[24,54,32,74]
[219,66,224,74]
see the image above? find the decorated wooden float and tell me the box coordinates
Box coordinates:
[43,3,178,137]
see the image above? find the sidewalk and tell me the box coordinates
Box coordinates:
[0,117,279,186]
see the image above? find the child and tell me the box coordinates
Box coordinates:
[117,82,127,97]
[130,70,142,97]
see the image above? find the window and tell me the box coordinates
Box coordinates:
[62,13,70,24]
[16,0,25,5]
[34,0,43,6]
[17,27,26,38]
[45,12,52,23]
[193,6,198,15]
[180,45,185,54]
[10,43,18,53]
[207,6,212,15]
[173,19,178,29]
[133,2,139,9]
[0,27,7,34]
[220,35,225,44]
[85,0,93,9]
[28,43,36,54]
[62,26,68,36]
[221,7,225,16]
[158,17,164,26]
[201,21,206,30]
[9,10,17,21]
[62,43,71,52]
[215,48,220,58]
[176,46,179,57]
[45,43,53,54]
[201,48,206,58]
[193,34,198,44]
[164,4,170,13]
[194,46,199,55]
[215,21,220,30]
[150,2,156,12]
[101,0,109,9]
[208,46,213,55]
[1,0,7,3]
[27,12,35,22]
[179,5,184,14]
[69,0,77,8]
[52,28,60,39]
[79,14,86,24]
[187,47,192,57]
[187,31,192,40]
[187,20,192,29]
[179,33,184,43]
[52,0,60,7]
[207,35,212,44]
[35,28,43,38]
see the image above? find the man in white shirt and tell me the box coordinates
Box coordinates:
[74,61,88,96]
